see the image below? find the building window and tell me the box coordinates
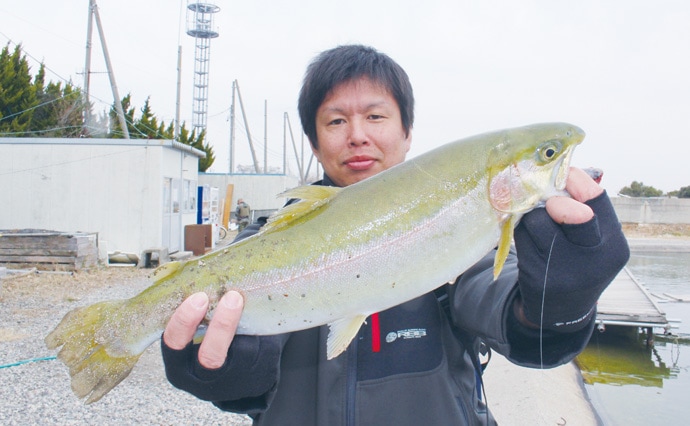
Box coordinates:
[163,178,172,214]
[183,179,197,212]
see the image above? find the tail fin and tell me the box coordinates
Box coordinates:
[45,300,142,404]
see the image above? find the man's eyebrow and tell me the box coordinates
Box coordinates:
[322,101,391,113]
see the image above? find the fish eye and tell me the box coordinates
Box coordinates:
[538,141,561,163]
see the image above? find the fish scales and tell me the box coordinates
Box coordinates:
[45,122,584,403]
[237,182,497,332]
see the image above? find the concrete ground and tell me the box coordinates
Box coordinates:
[483,353,600,425]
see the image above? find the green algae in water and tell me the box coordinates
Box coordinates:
[576,326,675,387]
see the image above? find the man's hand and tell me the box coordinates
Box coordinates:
[544,167,604,225]
[513,166,629,332]
[163,290,244,369]
[161,290,283,403]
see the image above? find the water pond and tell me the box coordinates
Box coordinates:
[578,252,690,425]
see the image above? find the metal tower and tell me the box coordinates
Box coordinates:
[186,1,220,136]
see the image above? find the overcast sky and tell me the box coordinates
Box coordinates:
[2,0,689,194]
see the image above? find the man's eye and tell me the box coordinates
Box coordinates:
[329,119,345,125]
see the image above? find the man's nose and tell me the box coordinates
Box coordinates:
[348,119,369,146]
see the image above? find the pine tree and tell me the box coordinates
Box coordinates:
[134,97,161,138]
[189,128,215,172]
[0,44,38,135]
[31,64,88,138]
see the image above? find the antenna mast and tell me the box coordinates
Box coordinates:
[186,1,220,137]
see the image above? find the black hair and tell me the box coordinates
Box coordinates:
[297,45,414,149]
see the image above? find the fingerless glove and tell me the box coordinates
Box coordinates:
[513,192,629,332]
[161,334,284,403]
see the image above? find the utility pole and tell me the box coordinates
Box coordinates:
[83,1,94,131]
[235,81,261,173]
[84,0,129,138]
[175,45,182,140]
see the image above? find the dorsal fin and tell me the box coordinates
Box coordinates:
[262,185,342,233]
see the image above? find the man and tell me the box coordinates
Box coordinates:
[162,45,629,425]
[235,198,251,232]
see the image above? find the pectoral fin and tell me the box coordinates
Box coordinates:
[493,215,515,281]
[326,314,368,360]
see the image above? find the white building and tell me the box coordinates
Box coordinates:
[0,138,204,261]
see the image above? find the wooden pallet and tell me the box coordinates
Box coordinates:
[0,230,98,271]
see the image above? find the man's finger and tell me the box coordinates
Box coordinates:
[566,167,604,203]
[163,292,209,350]
[546,196,594,225]
[197,290,244,369]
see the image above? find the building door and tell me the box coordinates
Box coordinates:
[162,177,182,252]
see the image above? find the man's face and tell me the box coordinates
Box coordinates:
[312,78,411,187]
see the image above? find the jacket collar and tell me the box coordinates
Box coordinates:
[319,173,338,187]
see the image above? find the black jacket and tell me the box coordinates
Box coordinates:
[162,175,629,425]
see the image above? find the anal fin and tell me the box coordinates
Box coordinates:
[326,315,368,360]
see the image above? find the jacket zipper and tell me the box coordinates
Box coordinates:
[345,335,358,426]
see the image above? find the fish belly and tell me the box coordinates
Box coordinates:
[235,188,501,335]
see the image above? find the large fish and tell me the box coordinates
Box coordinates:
[46,122,584,403]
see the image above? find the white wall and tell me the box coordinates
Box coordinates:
[611,197,690,224]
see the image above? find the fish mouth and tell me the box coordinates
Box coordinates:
[553,145,577,191]
[554,124,585,191]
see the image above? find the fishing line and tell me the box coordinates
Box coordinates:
[533,233,558,423]
[539,233,558,370]
[0,356,56,369]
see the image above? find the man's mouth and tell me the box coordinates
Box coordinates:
[345,156,376,171]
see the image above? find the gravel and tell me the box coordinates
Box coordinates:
[0,265,251,426]
[3,226,687,424]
